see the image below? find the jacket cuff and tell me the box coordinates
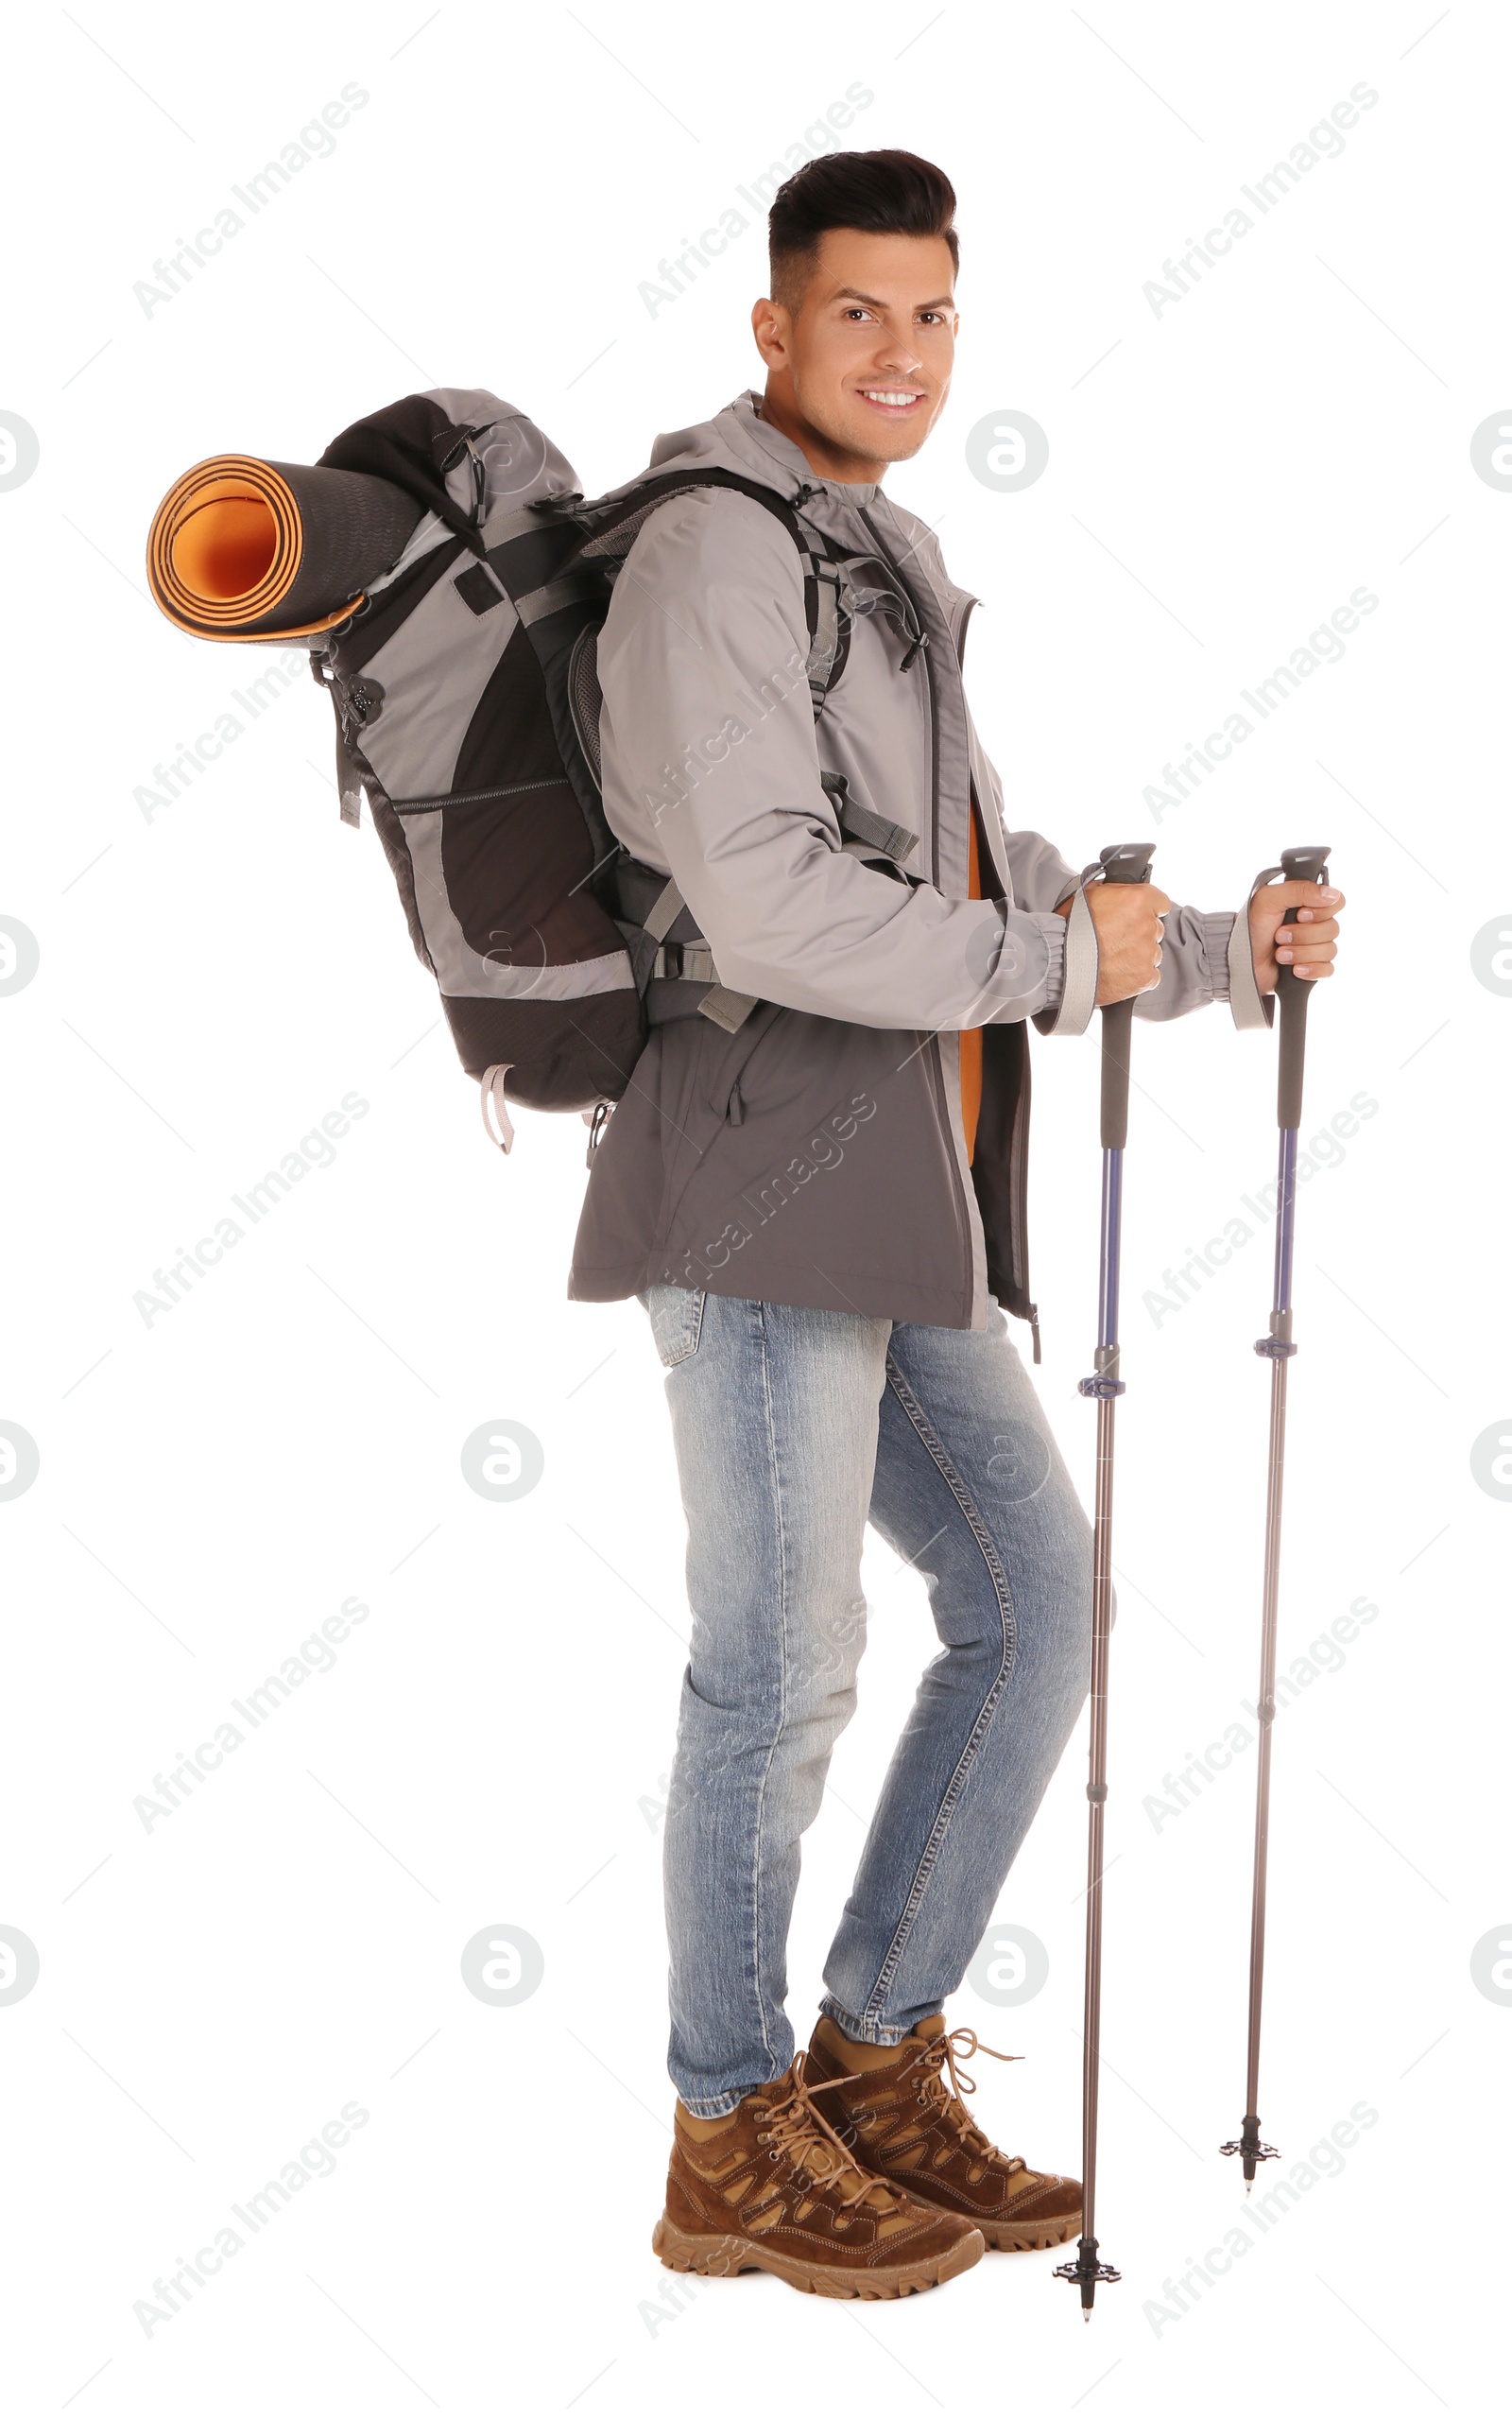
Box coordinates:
[1033,883,1097,1036]
[1198,911,1234,1001]
[975,907,1065,1023]
[1034,911,1067,1016]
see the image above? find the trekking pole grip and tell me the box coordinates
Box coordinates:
[1275,846,1331,1131]
[1096,842,1157,1151]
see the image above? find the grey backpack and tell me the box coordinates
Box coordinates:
[306,388,906,1158]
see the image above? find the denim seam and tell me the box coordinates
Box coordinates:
[860,1356,1020,2030]
[679,2087,761,2119]
[747,1298,786,2086]
[816,1991,932,2051]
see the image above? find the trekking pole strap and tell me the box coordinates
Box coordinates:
[1041,877,1099,1036]
[1228,864,1282,1033]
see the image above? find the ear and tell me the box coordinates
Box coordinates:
[750,294,791,371]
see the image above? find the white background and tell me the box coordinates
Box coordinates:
[3,3,1506,2412]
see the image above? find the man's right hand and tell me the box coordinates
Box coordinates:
[1057,877,1173,1006]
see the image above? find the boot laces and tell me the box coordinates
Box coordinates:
[903,2027,1026,2171]
[754,2053,904,2213]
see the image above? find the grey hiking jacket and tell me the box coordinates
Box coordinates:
[568,391,1260,1339]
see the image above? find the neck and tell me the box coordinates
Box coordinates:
[757,383,884,486]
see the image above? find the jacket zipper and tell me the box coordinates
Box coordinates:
[1008,1030,1041,1363]
[858,500,975,1322]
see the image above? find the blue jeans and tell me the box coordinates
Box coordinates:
[637,1285,1093,2117]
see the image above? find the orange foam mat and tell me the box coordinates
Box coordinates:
[147,454,421,643]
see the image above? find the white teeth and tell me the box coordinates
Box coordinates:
[864,389,921,406]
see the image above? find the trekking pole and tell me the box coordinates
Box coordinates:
[1056,838,1157,2321]
[1220,845,1332,2188]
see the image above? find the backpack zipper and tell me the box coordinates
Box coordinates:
[389,777,572,815]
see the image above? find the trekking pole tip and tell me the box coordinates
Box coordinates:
[1056,2237,1121,2314]
[1221,2127,1279,2187]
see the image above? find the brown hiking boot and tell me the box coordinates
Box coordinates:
[805,2013,1081,2253]
[652,2052,985,2299]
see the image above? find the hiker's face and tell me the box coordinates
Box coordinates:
[752,230,958,472]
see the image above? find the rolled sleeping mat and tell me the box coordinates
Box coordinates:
[146,455,423,642]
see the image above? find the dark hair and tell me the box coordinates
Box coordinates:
[767,148,958,308]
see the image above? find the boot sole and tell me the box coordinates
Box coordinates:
[652,2214,985,2299]
[979,2211,1081,2252]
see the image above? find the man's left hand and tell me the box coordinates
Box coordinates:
[1248,880,1346,993]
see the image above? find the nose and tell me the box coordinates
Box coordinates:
[870,326,924,379]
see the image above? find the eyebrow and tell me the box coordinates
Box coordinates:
[833,286,955,311]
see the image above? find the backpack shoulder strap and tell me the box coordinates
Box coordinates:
[563,469,850,721]
[552,467,862,1043]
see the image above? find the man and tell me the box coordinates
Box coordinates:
[570,149,1345,2299]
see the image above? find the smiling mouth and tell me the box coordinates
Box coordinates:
[858,388,926,412]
